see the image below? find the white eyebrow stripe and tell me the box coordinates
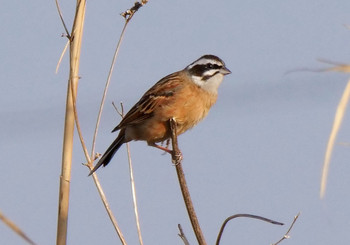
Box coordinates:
[187,58,223,69]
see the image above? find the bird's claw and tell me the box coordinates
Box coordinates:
[172,150,183,165]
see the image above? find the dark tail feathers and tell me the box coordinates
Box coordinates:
[89,133,125,176]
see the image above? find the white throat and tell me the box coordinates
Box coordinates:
[191,73,224,94]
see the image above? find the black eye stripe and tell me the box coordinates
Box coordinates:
[207,64,221,69]
[189,64,222,77]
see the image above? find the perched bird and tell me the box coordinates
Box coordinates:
[89,54,231,175]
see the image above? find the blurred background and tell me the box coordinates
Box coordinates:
[1,0,350,244]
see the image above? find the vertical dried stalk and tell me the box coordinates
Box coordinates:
[169,118,207,245]
[126,143,144,245]
[56,1,86,245]
[321,80,350,198]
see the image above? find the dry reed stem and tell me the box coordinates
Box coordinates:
[317,60,350,198]
[320,80,350,198]
[54,1,148,243]
[286,60,350,198]
[56,1,86,245]
[169,118,207,245]
[0,210,37,245]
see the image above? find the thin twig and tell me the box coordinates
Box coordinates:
[178,224,190,245]
[90,0,150,167]
[90,173,127,245]
[56,40,69,74]
[55,0,71,38]
[90,20,129,166]
[86,1,149,243]
[215,214,284,245]
[272,212,300,245]
[0,210,37,245]
[55,0,71,74]
[55,0,125,243]
[112,101,124,117]
[66,21,126,243]
[71,86,126,244]
[169,118,207,245]
[84,18,132,245]
[112,102,143,245]
[126,143,144,245]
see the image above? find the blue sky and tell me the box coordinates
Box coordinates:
[1,0,350,244]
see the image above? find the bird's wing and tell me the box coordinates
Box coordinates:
[112,72,184,132]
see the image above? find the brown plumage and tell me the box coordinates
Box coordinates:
[89,55,230,175]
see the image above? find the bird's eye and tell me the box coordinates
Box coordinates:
[206,63,220,70]
[206,64,213,69]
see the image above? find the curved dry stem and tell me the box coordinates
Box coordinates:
[56,40,69,74]
[169,118,207,245]
[321,80,350,198]
[0,210,37,245]
[215,214,284,245]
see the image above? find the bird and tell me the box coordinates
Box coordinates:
[89,54,231,175]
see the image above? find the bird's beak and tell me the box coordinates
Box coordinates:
[220,66,231,75]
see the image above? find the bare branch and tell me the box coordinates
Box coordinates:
[178,224,190,245]
[112,101,124,118]
[169,118,207,245]
[272,212,300,245]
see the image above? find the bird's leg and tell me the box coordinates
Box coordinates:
[158,139,171,155]
[148,142,173,154]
